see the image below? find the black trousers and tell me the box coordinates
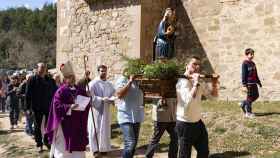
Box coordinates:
[145,122,178,158]
[9,104,19,125]
[33,111,49,147]
[176,120,209,158]
[0,97,6,112]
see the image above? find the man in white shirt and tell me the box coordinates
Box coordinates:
[175,56,209,158]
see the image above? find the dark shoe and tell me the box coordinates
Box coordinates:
[93,152,101,158]
[100,152,109,157]
[100,152,108,156]
[45,143,51,150]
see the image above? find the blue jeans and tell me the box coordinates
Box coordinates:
[25,112,34,135]
[120,122,141,158]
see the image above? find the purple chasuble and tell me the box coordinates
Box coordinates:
[45,84,90,152]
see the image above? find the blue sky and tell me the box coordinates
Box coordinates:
[0,0,57,10]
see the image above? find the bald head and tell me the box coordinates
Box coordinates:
[37,62,47,76]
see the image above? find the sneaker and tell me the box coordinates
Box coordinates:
[248,113,255,118]
[14,125,18,128]
[245,113,254,118]
[239,102,246,113]
[10,125,14,130]
[37,146,43,153]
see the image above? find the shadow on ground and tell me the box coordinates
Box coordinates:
[254,112,280,117]
[209,151,251,158]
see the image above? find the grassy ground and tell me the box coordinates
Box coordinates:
[111,101,280,158]
[0,101,280,157]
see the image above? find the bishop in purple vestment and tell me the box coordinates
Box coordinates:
[45,61,91,158]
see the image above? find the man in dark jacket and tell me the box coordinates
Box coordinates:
[7,75,20,129]
[25,63,57,152]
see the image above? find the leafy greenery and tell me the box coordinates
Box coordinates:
[122,57,146,77]
[0,38,12,60]
[122,57,185,79]
[143,60,181,79]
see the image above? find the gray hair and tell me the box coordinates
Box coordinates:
[37,62,46,68]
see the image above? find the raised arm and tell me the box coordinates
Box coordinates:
[115,75,134,99]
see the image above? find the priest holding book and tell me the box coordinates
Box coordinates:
[45,61,91,158]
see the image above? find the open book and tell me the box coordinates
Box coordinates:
[73,95,91,111]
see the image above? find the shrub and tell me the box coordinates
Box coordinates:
[122,56,184,79]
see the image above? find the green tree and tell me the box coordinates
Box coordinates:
[0,3,57,69]
[0,38,12,59]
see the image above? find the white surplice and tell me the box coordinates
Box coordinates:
[87,77,115,153]
[50,124,85,158]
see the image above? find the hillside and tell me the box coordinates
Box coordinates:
[0,4,56,69]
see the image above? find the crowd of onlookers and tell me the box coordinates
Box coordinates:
[0,67,61,137]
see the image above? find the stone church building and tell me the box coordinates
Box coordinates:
[56,0,280,101]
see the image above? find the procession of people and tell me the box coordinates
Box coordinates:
[0,6,264,158]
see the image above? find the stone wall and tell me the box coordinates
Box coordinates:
[57,0,280,100]
[57,0,142,79]
[175,0,280,100]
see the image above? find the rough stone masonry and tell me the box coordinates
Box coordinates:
[57,0,280,101]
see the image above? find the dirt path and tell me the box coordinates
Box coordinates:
[0,113,168,158]
[0,113,37,157]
